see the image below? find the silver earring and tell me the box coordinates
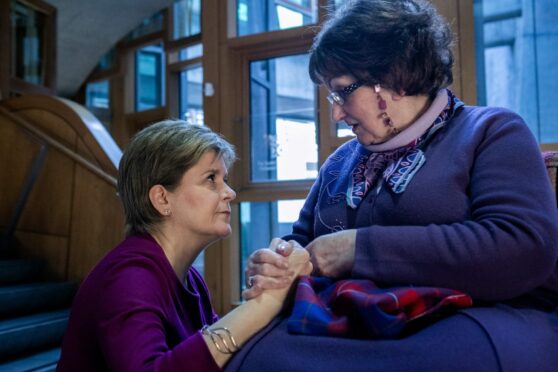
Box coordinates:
[164,209,171,216]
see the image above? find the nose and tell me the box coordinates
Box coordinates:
[331,103,347,123]
[223,183,236,201]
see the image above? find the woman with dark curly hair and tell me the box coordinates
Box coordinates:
[234,0,558,370]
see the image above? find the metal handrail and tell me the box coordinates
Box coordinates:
[0,105,117,187]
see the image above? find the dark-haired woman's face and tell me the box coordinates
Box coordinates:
[328,75,396,145]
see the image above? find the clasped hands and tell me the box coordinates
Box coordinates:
[243,230,357,300]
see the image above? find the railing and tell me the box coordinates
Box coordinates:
[0,106,117,187]
[0,96,124,279]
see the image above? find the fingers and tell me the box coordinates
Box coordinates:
[242,274,292,300]
[246,261,292,279]
[249,249,289,269]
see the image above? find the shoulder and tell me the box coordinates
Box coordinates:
[77,235,173,310]
[320,139,366,174]
[445,105,536,149]
[455,105,530,133]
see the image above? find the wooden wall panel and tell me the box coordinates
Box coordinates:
[14,109,78,149]
[17,149,74,236]
[457,0,478,104]
[0,120,39,226]
[432,0,462,98]
[67,140,124,281]
[14,231,68,280]
[9,109,76,236]
[1,95,122,283]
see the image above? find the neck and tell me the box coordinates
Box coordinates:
[393,94,432,133]
[150,227,208,280]
[366,89,448,152]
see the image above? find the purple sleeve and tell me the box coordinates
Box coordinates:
[96,265,221,372]
[353,111,558,301]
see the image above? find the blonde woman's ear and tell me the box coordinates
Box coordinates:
[148,184,171,216]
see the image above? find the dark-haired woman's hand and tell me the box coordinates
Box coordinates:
[306,229,356,278]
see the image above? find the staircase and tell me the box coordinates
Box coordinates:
[0,95,123,371]
[0,258,77,371]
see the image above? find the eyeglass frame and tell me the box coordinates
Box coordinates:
[326,80,367,106]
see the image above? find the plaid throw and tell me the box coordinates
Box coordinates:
[287,276,472,338]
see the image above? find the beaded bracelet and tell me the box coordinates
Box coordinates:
[201,325,240,354]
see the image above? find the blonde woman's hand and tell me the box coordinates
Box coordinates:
[243,238,307,300]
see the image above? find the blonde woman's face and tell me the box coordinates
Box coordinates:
[166,150,236,242]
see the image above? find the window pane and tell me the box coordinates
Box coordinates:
[236,0,317,37]
[135,44,165,111]
[179,65,204,125]
[337,121,355,138]
[86,80,111,130]
[250,54,318,182]
[173,0,201,39]
[179,44,203,61]
[11,0,46,85]
[239,199,305,293]
[475,0,558,143]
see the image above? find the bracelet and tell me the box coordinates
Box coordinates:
[201,325,241,354]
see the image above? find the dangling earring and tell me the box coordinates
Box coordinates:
[374,84,399,134]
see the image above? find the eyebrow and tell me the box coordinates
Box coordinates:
[202,168,228,177]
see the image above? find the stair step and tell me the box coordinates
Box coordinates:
[0,309,69,360]
[0,282,77,318]
[0,260,44,285]
[0,347,60,372]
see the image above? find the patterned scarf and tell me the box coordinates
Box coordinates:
[347,89,463,208]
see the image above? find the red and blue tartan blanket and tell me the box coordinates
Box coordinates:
[287,276,473,338]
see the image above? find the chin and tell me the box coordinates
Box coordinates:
[216,226,232,238]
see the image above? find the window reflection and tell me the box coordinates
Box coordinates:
[11,0,46,85]
[475,0,558,142]
[236,0,317,37]
[86,80,111,130]
[239,199,305,293]
[250,54,317,182]
[135,44,165,111]
[179,65,204,125]
[173,0,201,40]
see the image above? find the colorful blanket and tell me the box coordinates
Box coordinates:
[287,276,472,338]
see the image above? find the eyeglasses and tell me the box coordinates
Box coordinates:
[326,80,366,106]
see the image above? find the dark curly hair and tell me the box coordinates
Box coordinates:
[309,0,454,97]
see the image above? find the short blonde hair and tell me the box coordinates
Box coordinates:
[117,120,236,236]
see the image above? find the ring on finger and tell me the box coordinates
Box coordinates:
[247,276,255,288]
[277,241,289,250]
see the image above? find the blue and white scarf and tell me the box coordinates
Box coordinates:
[347,89,463,208]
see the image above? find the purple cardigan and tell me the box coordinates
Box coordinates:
[282,105,558,369]
[57,235,221,372]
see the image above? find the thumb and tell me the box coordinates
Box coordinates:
[276,241,294,257]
